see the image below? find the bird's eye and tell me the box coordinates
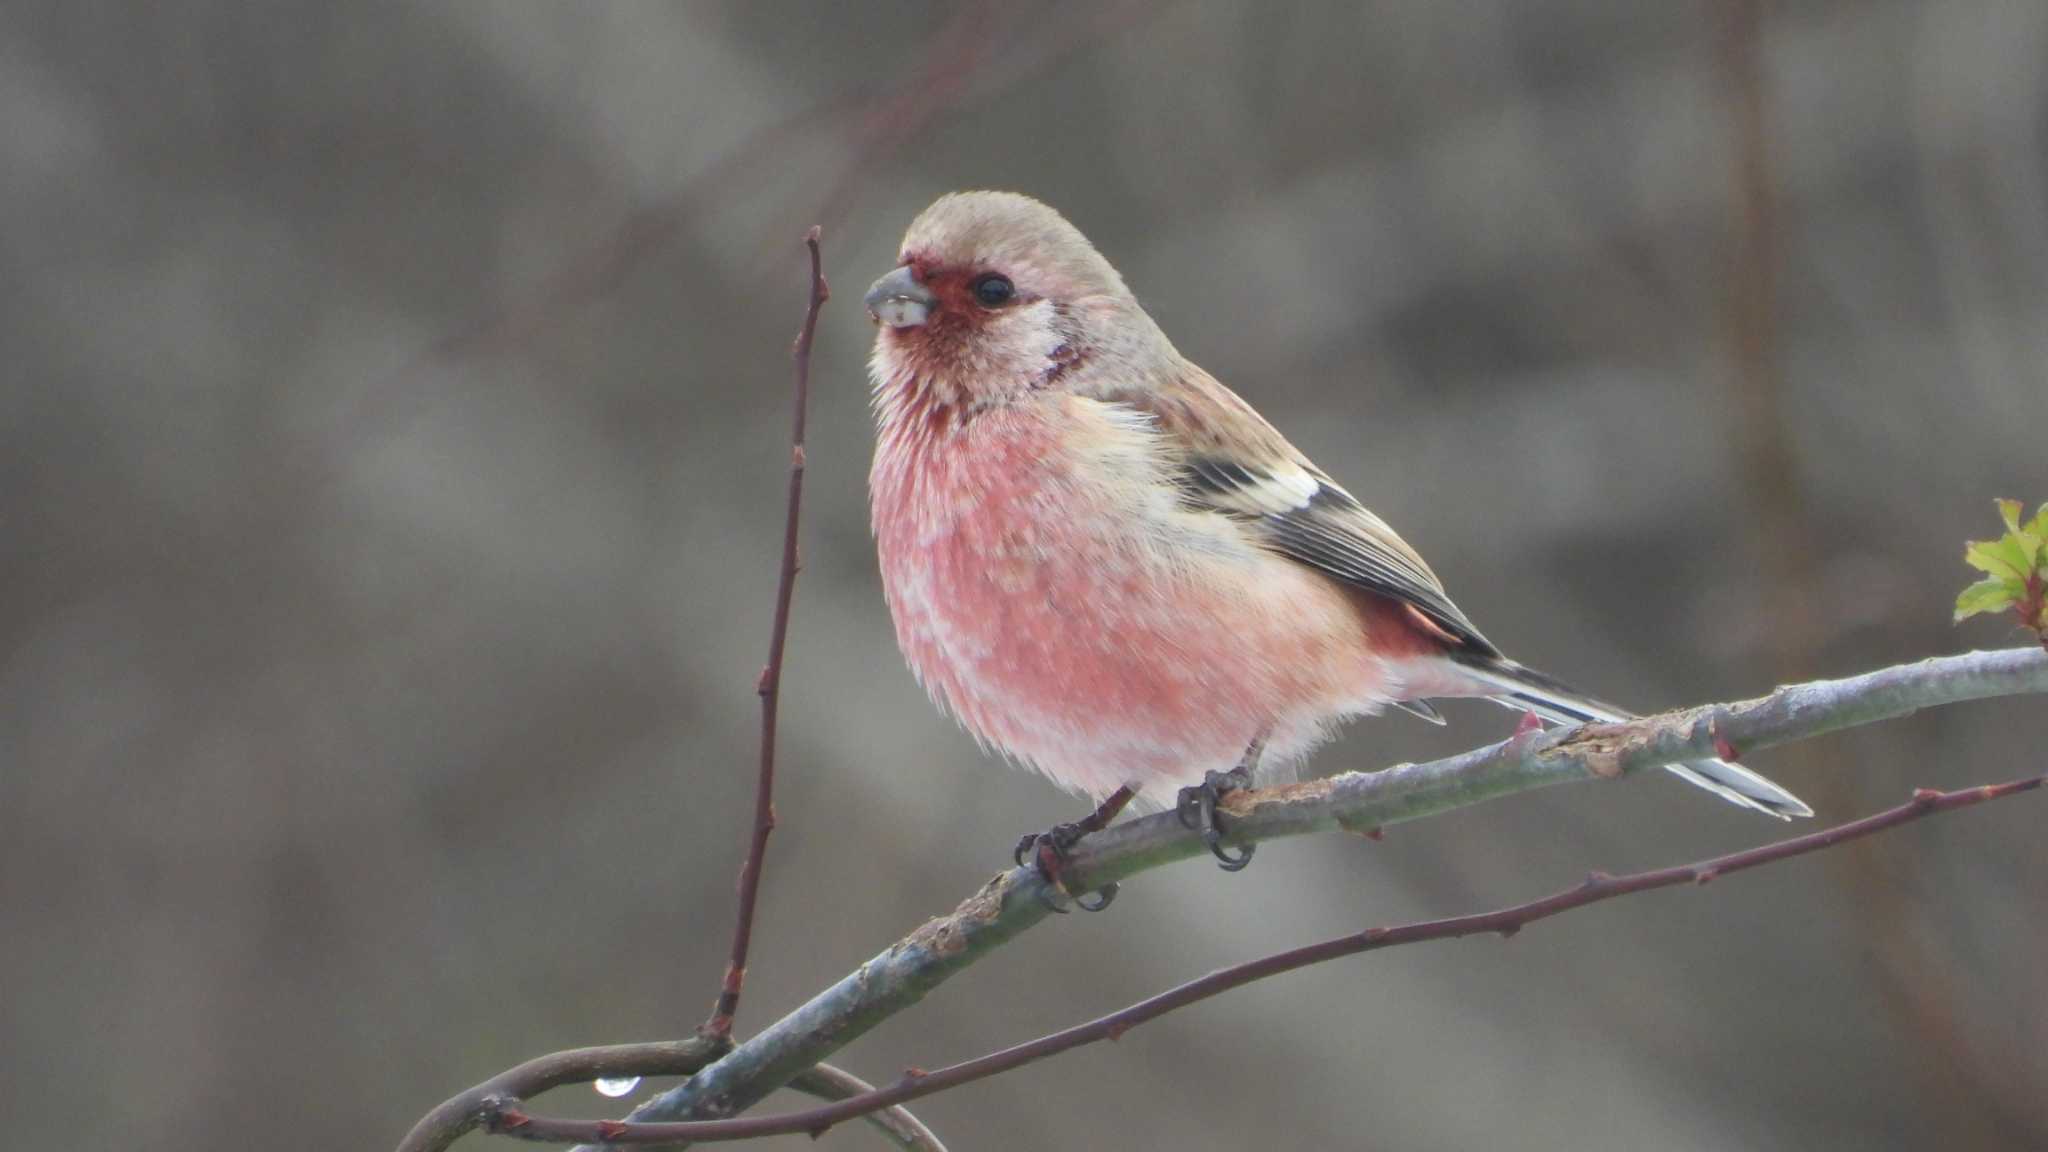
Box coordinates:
[971,273,1015,308]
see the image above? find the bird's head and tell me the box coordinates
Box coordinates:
[865,191,1176,412]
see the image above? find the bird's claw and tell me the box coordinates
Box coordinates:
[1011,786,1136,911]
[1072,883,1118,912]
[1012,828,1054,869]
[1176,767,1256,871]
[1015,821,1119,912]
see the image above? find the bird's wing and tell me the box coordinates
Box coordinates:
[1111,366,1499,658]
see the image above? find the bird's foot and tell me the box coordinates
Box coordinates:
[1176,765,1256,871]
[1014,785,1134,912]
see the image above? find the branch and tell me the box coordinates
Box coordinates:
[397,1036,727,1152]
[704,227,828,1040]
[395,1038,942,1152]
[787,1065,947,1152]
[486,775,2041,1145]
[400,226,962,1152]
[528,646,2048,1146]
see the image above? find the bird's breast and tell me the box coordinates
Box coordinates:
[870,398,1162,677]
[867,394,1394,799]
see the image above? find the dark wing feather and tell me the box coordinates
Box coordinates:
[1182,456,1497,656]
[1100,366,1498,658]
[1088,369,1810,819]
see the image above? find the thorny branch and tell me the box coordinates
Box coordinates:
[705,227,828,1042]
[482,776,2042,1145]
[449,646,2047,1151]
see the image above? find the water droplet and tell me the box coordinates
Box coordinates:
[594,1076,641,1098]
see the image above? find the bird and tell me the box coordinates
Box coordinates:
[862,190,1810,899]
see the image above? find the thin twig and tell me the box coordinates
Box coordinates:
[789,1065,948,1152]
[705,228,829,1041]
[481,776,2041,1145]
[396,1036,730,1152]
[559,647,2047,1148]
[393,1038,935,1152]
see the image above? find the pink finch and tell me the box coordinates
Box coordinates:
[864,191,1809,883]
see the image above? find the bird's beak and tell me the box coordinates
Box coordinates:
[864,265,935,329]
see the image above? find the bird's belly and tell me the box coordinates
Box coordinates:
[873,417,1392,802]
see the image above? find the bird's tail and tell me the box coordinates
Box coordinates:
[1448,655,1813,820]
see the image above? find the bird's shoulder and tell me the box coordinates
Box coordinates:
[1084,364,1497,656]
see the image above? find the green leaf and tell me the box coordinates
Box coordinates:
[1954,577,2018,621]
[1963,537,2031,580]
[1955,500,2047,630]
[2021,533,2046,569]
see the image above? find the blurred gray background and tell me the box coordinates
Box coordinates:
[4,2,2045,1149]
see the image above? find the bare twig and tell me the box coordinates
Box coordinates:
[520,647,2047,1149]
[789,1066,948,1152]
[396,1036,729,1152]
[394,1039,939,1152]
[482,776,2041,1145]
[705,228,828,1041]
